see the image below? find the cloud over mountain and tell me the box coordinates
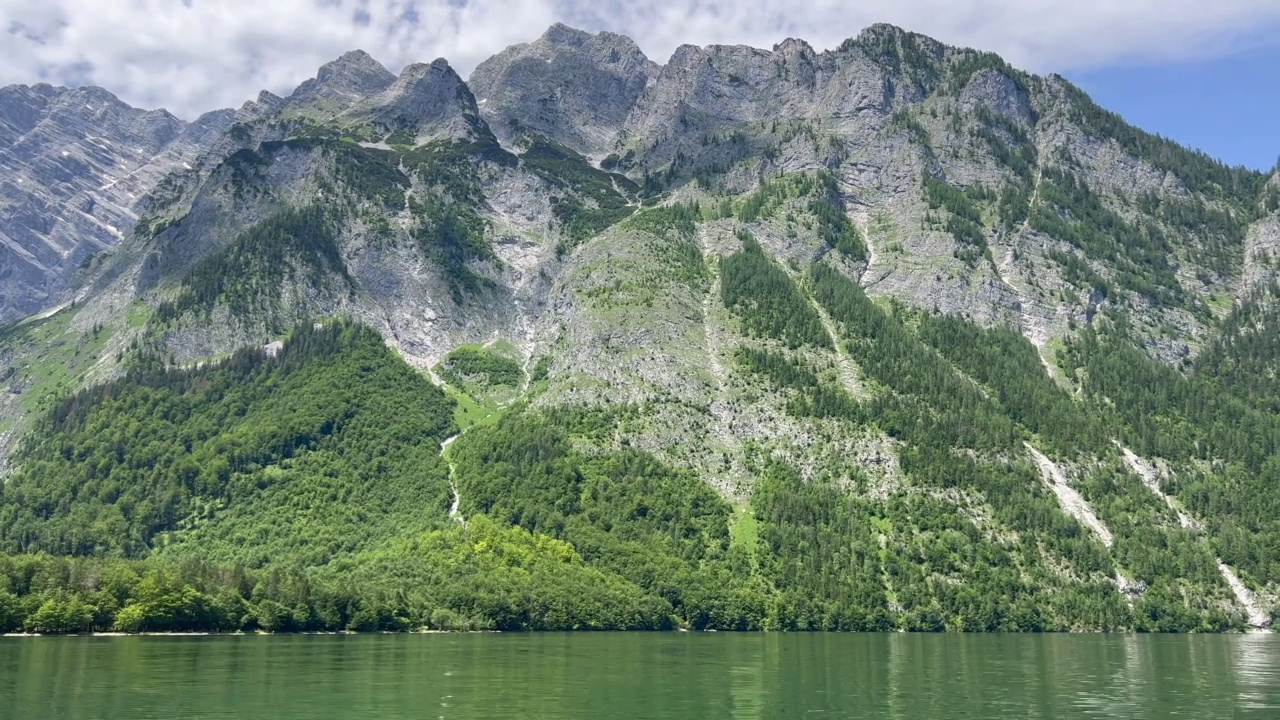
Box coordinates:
[4,0,1280,118]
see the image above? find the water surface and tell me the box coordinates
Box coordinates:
[2,633,1277,719]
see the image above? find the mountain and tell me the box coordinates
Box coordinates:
[470,22,660,157]
[0,84,235,322]
[0,24,1277,634]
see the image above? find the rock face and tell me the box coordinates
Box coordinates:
[5,22,1273,431]
[291,50,397,108]
[1245,174,1280,290]
[0,29,1264,473]
[0,84,233,321]
[342,58,490,144]
[469,22,659,157]
[318,54,483,130]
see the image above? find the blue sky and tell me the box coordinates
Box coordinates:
[1068,45,1280,171]
[1,1,1278,171]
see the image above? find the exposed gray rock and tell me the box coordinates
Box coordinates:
[0,83,233,321]
[1243,178,1280,292]
[469,22,659,157]
[290,50,396,109]
[956,68,1034,124]
[614,25,938,171]
[4,23,1276,506]
[342,58,487,143]
[236,91,286,124]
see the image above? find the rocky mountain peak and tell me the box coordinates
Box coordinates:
[537,22,647,58]
[0,84,66,144]
[844,22,947,69]
[318,49,395,86]
[0,82,236,321]
[395,57,462,85]
[48,86,184,143]
[773,37,816,59]
[655,40,780,77]
[469,23,658,157]
[666,43,705,67]
[853,22,911,44]
[615,37,851,161]
[350,57,485,142]
[291,49,396,105]
[539,21,593,47]
[237,90,286,121]
[394,57,455,85]
[184,108,238,140]
[0,82,62,103]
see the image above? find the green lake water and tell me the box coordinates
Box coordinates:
[1,633,1277,719]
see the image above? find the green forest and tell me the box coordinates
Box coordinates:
[0,322,457,564]
[1,278,1267,633]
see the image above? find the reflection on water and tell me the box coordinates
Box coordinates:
[1235,634,1275,711]
[0,633,1277,719]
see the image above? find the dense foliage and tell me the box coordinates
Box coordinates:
[734,347,859,420]
[0,321,456,566]
[624,203,709,291]
[448,417,766,630]
[1196,282,1280,410]
[721,232,831,349]
[0,303,1262,632]
[806,172,868,261]
[409,194,495,301]
[916,314,1109,455]
[922,173,988,267]
[972,107,1037,181]
[803,264,1240,630]
[1062,317,1280,586]
[810,262,1017,451]
[1034,167,1184,307]
[439,345,524,389]
[157,207,351,323]
[0,525,669,634]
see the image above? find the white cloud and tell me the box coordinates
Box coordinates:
[3,0,1279,118]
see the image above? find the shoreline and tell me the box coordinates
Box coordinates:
[3,628,1271,638]
[1,629,468,638]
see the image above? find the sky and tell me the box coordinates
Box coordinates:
[2,0,1277,170]
[1066,45,1280,171]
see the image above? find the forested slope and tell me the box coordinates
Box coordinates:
[0,299,1265,633]
[1,23,1278,633]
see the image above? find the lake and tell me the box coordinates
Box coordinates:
[1,633,1277,718]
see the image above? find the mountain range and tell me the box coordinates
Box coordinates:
[0,23,1277,633]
